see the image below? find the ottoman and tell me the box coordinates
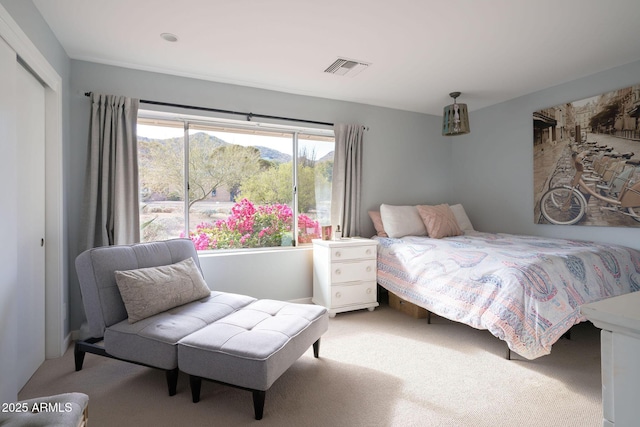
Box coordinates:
[177,299,329,420]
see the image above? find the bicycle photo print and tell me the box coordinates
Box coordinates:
[533,84,640,227]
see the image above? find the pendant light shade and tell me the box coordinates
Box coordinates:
[442,92,470,136]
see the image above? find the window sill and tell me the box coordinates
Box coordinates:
[197,244,313,258]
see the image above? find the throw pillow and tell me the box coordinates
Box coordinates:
[417,204,462,239]
[114,257,211,323]
[368,211,388,237]
[380,204,427,238]
[449,203,475,232]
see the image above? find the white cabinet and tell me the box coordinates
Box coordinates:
[581,291,640,427]
[312,238,378,317]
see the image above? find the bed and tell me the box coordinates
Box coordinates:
[370,204,640,359]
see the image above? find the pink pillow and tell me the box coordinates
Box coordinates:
[416,204,462,239]
[368,211,388,237]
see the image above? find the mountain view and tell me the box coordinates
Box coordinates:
[139,132,333,164]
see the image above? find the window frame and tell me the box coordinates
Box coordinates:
[137,109,335,252]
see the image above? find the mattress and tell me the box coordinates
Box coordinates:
[375,231,640,359]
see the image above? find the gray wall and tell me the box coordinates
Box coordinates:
[452,60,640,250]
[0,0,69,74]
[68,60,451,329]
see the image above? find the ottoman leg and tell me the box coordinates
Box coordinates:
[190,375,202,403]
[252,390,266,420]
[166,368,179,396]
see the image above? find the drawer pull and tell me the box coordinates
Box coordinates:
[335,269,341,275]
[335,292,342,299]
[366,249,372,255]
[366,266,372,272]
[366,288,372,294]
[335,251,342,258]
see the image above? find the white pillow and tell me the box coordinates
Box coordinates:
[379,204,427,238]
[449,204,474,231]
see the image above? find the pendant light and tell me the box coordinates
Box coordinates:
[442,92,470,136]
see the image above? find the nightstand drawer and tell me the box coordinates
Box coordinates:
[331,259,376,283]
[330,282,377,307]
[331,244,376,261]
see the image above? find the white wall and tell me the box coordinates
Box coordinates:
[199,248,314,301]
[451,60,640,250]
[68,60,451,330]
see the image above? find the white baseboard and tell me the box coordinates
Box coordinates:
[63,332,72,351]
[289,297,313,304]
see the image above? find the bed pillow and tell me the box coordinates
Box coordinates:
[380,204,427,238]
[114,257,211,323]
[449,203,475,232]
[417,204,462,239]
[368,211,388,237]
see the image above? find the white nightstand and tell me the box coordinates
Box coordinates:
[312,238,379,317]
[581,291,640,427]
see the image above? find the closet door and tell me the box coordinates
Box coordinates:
[16,62,46,390]
[0,36,19,403]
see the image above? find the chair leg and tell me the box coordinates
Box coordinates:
[190,375,202,403]
[166,368,179,396]
[313,338,321,358]
[252,390,266,420]
[74,342,86,371]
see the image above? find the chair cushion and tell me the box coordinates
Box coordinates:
[105,291,256,369]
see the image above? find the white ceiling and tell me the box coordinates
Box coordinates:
[34,0,640,116]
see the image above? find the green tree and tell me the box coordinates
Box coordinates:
[139,132,262,208]
[241,161,329,213]
[316,159,333,182]
[189,143,261,205]
[139,136,184,201]
[241,162,291,206]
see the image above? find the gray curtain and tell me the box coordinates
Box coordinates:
[331,124,365,237]
[81,93,140,249]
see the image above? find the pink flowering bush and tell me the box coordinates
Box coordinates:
[185,198,321,250]
[297,214,321,243]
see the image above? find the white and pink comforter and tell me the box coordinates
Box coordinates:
[375,232,640,359]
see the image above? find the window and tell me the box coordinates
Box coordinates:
[137,112,334,251]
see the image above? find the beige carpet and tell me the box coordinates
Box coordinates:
[18,304,602,427]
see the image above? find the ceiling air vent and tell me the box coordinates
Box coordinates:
[324,58,370,77]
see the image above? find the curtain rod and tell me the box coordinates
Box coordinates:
[84,92,334,127]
